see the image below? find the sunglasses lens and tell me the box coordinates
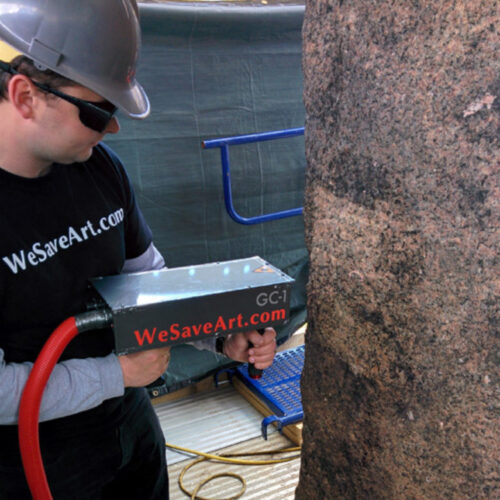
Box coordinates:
[78,104,115,133]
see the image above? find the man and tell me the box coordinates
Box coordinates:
[0,1,277,498]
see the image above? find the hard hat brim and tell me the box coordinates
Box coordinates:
[108,79,151,119]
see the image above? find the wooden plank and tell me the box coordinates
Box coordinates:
[151,372,230,405]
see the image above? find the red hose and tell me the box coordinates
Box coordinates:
[18,316,79,500]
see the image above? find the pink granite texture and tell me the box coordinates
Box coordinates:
[296,1,499,498]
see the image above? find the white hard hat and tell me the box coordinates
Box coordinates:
[0,0,150,118]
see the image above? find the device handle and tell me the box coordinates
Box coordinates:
[147,376,165,389]
[248,328,265,379]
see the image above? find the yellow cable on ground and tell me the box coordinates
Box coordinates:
[182,462,246,500]
[166,442,300,465]
[165,442,301,500]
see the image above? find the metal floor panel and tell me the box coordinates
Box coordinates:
[155,383,277,466]
[154,333,305,498]
[166,432,300,500]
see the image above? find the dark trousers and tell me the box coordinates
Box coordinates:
[0,388,169,499]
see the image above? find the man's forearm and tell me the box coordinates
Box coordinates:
[0,350,124,425]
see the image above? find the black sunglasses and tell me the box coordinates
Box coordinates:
[0,60,117,133]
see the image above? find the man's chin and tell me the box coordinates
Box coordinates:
[59,147,94,165]
[80,148,94,162]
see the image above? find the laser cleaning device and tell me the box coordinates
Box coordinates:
[18,256,294,500]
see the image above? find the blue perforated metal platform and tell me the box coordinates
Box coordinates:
[235,345,304,439]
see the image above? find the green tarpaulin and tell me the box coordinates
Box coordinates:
[105,3,307,393]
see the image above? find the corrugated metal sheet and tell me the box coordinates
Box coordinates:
[167,432,301,500]
[153,382,301,499]
[155,382,278,466]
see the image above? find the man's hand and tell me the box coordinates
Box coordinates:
[118,346,171,387]
[222,327,277,369]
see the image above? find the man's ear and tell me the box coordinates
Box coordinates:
[7,74,37,119]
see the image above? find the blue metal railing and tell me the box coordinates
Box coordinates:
[202,127,305,225]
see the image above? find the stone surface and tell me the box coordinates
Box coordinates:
[296,1,499,498]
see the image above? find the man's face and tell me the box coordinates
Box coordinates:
[31,84,120,165]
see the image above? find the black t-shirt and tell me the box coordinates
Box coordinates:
[0,143,152,364]
[0,143,156,447]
